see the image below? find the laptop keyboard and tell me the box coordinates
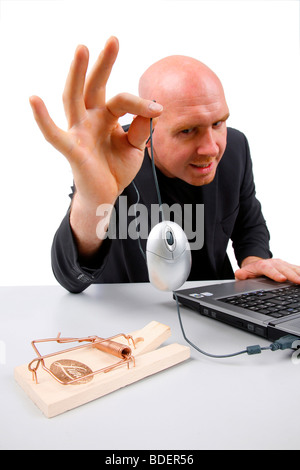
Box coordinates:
[219,285,300,319]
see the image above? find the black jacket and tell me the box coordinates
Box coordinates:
[51,127,272,293]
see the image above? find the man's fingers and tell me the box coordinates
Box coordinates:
[29,95,70,155]
[63,45,89,128]
[127,116,160,150]
[273,264,300,284]
[234,268,251,280]
[235,259,300,284]
[107,93,163,119]
[260,259,300,283]
[84,36,119,110]
[235,266,286,282]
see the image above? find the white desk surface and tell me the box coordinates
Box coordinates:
[1,280,299,450]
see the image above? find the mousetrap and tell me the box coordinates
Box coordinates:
[14,321,190,418]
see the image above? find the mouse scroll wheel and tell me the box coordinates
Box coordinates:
[166,230,174,246]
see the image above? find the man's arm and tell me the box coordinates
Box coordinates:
[51,187,113,293]
[69,191,113,260]
[228,132,300,284]
[30,38,163,290]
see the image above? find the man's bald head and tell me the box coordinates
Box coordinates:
[138,54,229,186]
[138,55,226,108]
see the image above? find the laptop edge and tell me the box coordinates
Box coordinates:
[175,278,300,342]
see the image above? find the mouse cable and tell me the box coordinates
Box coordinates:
[174,292,270,358]
[133,118,300,359]
[174,292,300,358]
[149,110,164,222]
[131,115,163,257]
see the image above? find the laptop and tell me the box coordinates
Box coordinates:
[174,278,300,342]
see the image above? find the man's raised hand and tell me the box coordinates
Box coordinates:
[29,37,163,208]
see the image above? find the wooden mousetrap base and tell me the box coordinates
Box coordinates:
[14,321,190,418]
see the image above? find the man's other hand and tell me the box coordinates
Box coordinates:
[235,256,300,284]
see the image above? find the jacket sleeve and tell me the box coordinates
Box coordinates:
[51,188,111,293]
[231,135,272,266]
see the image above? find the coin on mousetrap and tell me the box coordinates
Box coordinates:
[50,359,94,385]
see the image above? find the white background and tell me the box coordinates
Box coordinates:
[0,0,299,286]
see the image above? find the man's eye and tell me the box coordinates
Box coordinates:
[213,121,223,128]
[181,128,194,135]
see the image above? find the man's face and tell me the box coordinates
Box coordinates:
[150,89,229,186]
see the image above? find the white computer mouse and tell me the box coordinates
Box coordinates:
[146,221,192,291]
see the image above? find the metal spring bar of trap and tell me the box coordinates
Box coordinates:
[28,333,140,385]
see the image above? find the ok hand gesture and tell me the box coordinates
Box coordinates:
[30,37,163,209]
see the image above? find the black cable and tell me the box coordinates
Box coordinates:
[173,292,272,358]
[149,115,164,222]
[132,180,146,262]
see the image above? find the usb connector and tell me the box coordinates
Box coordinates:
[246,335,300,356]
[269,335,300,352]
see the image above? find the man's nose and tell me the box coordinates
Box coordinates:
[196,128,219,157]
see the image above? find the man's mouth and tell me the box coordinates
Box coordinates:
[189,161,214,173]
[190,163,211,168]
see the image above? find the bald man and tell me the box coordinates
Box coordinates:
[30,37,300,293]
